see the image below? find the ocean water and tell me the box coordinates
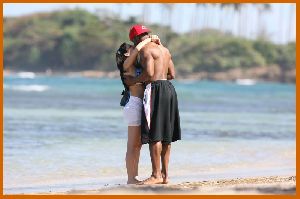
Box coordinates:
[4,75,296,194]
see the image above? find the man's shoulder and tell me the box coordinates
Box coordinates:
[139,43,155,56]
[140,43,161,54]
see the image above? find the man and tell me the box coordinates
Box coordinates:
[125,25,181,185]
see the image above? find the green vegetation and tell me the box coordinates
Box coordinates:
[4,9,295,82]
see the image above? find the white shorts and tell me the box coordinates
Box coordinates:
[123,96,143,126]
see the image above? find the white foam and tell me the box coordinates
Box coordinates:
[17,72,36,79]
[4,84,49,92]
[235,79,256,86]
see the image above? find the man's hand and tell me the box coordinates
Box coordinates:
[124,75,136,87]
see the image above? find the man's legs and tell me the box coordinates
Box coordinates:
[161,143,171,184]
[140,141,163,184]
[150,141,162,178]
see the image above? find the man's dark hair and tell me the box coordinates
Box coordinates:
[133,32,149,45]
[138,32,149,38]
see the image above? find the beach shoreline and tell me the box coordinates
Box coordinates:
[22,176,295,195]
[3,67,295,83]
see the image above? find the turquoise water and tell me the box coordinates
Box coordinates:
[4,75,295,194]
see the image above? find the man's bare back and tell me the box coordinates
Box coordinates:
[139,42,173,83]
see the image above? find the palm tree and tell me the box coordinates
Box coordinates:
[219,4,243,36]
[198,3,209,29]
[235,4,244,37]
[118,4,123,19]
[141,3,152,25]
[158,4,173,42]
[220,3,235,34]
[142,4,147,24]
[190,3,197,37]
[218,3,224,31]
[190,3,206,37]
[163,3,175,28]
[278,5,285,43]
[287,3,295,41]
[255,4,271,40]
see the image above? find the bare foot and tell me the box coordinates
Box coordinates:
[138,175,163,185]
[161,172,169,184]
[127,177,142,184]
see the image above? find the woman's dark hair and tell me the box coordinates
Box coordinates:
[116,42,131,91]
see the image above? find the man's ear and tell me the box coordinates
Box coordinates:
[133,36,138,45]
[133,36,140,45]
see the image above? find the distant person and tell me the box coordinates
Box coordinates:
[125,25,181,185]
[116,35,160,184]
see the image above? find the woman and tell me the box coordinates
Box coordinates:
[116,35,160,184]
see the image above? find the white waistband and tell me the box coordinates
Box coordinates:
[129,96,142,102]
[145,79,167,86]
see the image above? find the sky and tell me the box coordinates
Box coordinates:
[3,3,296,44]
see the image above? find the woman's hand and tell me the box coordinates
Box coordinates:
[150,35,161,45]
[136,38,151,51]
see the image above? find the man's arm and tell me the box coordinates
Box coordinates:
[167,59,176,80]
[123,38,151,71]
[166,49,175,80]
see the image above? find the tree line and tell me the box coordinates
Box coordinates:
[4,9,295,82]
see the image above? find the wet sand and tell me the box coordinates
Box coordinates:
[33,176,295,195]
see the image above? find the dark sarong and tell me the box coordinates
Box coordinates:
[141,80,181,144]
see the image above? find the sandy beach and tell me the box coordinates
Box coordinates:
[29,176,295,195]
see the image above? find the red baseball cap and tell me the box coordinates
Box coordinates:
[129,24,151,41]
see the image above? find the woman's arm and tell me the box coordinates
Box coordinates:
[123,38,151,71]
[123,35,161,71]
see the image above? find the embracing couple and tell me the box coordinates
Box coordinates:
[116,25,181,185]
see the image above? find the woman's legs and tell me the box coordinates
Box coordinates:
[126,126,142,184]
